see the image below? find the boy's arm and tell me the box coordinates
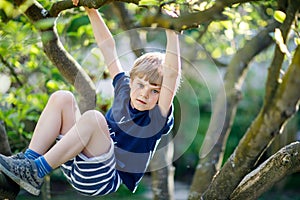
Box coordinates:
[158,30,181,116]
[85,8,123,79]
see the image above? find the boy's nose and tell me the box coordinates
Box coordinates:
[141,88,149,98]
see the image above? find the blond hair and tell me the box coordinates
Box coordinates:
[129,52,165,85]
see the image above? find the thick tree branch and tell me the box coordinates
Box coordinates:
[140,3,225,31]
[139,0,260,30]
[49,0,113,17]
[263,0,300,110]
[49,0,150,17]
[150,134,175,200]
[42,30,97,112]
[202,45,300,199]
[49,0,262,31]
[188,20,279,200]
[231,141,300,200]
[13,0,96,112]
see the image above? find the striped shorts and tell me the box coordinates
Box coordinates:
[58,137,121,196]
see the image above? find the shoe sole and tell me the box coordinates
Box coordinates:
[0,163,40,196]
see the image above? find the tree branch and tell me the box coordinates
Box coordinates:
[48,0,263,31]
[0,121,12,156]
[202,45,300,199]
[231,141,300,200]
[49,0,112,17]
[139,0,262,30]
[49,0,147,17]
[263,0,300,110]
[13,0,97,112]
[111,2,144,57]
[140,2,226,31]
[188,20,279,200]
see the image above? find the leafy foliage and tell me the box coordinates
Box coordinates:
[0,14,73,151]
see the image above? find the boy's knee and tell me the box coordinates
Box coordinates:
[82,110,106,125]
[49,90,75,106]
[82,110,110,139]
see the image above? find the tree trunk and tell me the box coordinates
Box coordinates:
[41,175,51,200]
[202,45,300,199]
[0,121,12,156]
[188,21,279,200]
[0,121,20,199]
[150,134,175,200]
[201,2,300,198]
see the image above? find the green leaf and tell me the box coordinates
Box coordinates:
[0,0,16,18]
[139,0,159,7]
[46,80,59,90]
[274,10,286,23]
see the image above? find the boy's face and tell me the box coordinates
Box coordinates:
[130,76,161,111]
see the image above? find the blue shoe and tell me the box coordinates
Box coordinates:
[0,154,43,196]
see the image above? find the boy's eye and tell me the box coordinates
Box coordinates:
[152,89,159,94]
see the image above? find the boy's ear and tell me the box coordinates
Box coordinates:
[129,78,133,89]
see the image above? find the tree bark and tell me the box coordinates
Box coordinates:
[202,45,300,199]
[263,0,299,111]
[13,0,97,112]
[188,21,279,200]
[231,141,300,200]
[150,134,175,200]
[201,1,300,198]
[0,121,12,156]
[48,0,259,31]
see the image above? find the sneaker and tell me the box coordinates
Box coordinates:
[0,154,43,196]
[9,152,26,160]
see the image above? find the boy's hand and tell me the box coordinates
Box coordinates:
[72,0,79,6]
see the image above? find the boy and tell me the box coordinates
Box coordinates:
[0,6,181,196]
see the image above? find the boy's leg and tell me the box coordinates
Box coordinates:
[0,90,82,195]
[44,109,112,169]
[0,95,111,195]
[28,90,81,155]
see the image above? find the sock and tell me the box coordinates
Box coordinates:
[34,156,53,178]
[24,149,41,160]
